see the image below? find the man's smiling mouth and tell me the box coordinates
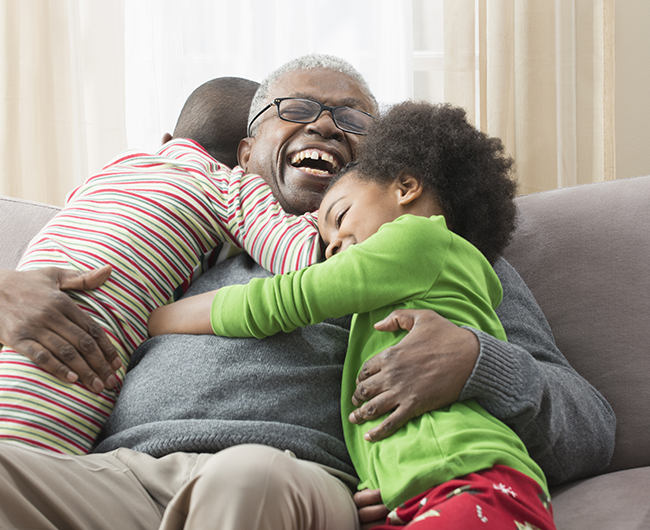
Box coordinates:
[289,150,341,176]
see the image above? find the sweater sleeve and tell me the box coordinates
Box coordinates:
[211,216,451,338]
[460,258,616,485]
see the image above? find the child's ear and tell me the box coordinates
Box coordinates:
[237,137,253,170]
[396,171,424,206]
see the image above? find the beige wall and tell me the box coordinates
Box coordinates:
[615,1,650,179]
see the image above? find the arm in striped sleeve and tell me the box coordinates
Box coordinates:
[221,167,323,274]
[158,139,322,274]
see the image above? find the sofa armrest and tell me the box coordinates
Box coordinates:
[0,195,60,270]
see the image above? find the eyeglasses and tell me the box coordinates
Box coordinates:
[247,97,374,137]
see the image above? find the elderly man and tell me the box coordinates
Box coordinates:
[0,55,614,530]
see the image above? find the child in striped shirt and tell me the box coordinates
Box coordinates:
[0,77,323,454]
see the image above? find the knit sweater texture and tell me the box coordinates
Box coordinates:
[96,235,616,488]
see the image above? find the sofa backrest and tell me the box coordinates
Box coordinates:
[1,176,649,475]
[0,196,60,270]
[503,175,650,475]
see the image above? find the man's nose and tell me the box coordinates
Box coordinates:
[305,111,343,141]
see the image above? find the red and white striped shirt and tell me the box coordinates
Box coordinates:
[0,139,321,454]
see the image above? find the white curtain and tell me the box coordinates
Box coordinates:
[124,0,414,154]
[0,0,125,206]
[0,0,615,205]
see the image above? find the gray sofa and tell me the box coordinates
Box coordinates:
[1,175,649,529]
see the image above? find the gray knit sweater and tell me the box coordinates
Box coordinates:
[95,254,615,486]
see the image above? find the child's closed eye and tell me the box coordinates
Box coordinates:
[336,208,349,228]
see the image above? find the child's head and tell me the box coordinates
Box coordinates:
[318,101,517,264]
[170,77,260,168]
[318,166,445,259]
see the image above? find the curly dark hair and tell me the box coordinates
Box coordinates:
[332,101,517,264]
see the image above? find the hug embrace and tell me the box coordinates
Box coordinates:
[0,54,614,530]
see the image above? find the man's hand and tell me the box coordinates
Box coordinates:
[0,266,121,392]
[354,489,389,529]
[349,309,480,441]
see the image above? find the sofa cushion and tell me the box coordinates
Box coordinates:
[0,196,60,270]
[503,175,650,475]
[551,467,650,529]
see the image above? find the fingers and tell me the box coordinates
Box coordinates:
[349,308,478,443]
[350,388,395,426]
[16,339,79,384]
[373,309,418,333]
[361,406,411,442]
[350,393,416,442]
[352,356,383,406]
[353,488,383,507]
[353,489,389,525]
[56,264,112,291]
[19,316,117,393]
[351,359,394,411]
[60,299,122,368]
[0,267,121,392]
[52,266,122,388]
[52,304,121,391]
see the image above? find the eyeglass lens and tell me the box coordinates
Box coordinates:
[278,99,372,134]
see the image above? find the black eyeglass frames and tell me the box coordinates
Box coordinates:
[247,97,374,137]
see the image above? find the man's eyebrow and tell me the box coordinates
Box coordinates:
[288,93,367,109]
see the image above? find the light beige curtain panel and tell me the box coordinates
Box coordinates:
[0,0,614,204]
[443,0,615,195]
[0,0,125,206]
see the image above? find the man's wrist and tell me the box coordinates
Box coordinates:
[458,327,521,404]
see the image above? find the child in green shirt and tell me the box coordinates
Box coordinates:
[148,101,556,530]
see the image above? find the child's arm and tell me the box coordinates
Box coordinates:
[210,216,493,340]
[148,291,216,336]
[147,217,434,341]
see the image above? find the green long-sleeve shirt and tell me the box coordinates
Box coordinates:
[211,214,547,507]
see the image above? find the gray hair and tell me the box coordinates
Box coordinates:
[247,54,378,136]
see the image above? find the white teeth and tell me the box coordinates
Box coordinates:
[290,150,340,172]
[307,168,329,175]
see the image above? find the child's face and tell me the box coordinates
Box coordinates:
[318,172,406,259]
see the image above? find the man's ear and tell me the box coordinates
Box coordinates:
[396,171,424,206]
[162,132,173,145]
[237,137,254,171]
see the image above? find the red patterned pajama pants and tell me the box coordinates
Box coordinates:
[375,465,555,530]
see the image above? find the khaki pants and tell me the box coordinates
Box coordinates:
[0,443,359,530]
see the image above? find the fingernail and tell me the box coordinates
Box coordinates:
[111,358,123,370]
[105,375,118,389]
[66,371,78,383]
[349,412,357,424]
[92,378,105,393]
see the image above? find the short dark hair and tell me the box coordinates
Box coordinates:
[332,102,517,264]
[173,77,260,168]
